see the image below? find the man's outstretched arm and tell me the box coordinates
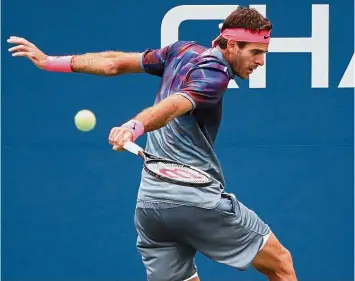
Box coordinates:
[7,36,143,76]
[71,51,142,76]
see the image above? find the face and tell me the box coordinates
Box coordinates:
[226,41,269,79]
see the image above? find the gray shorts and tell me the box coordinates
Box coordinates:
[134,193,271,281]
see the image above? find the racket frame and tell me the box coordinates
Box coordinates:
[124,141,213,187]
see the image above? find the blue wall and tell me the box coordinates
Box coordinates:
[3,0,354,280]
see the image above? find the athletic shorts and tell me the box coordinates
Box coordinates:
[134,193,271,281]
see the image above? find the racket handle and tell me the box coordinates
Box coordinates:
[123,141,144,155]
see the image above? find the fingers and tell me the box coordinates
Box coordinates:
[9,45,32,56]
[8,36,37,56]
[8,44,28,52]
[8,36,38,55]
[11,51,34,58]
[11,52,37,63]
[108,127,133,151]
[108,127,123,145]
[8,36,47,69]
[112,145,120,151]
[7,36,36,48]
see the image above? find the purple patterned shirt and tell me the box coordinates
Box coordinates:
[137,41,234,208]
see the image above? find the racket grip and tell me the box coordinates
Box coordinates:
[123,141,144,155]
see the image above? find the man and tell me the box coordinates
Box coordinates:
[8,6,297,281]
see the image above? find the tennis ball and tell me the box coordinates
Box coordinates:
[74,109,96,132]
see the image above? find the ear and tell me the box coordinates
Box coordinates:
[226,39,238,51]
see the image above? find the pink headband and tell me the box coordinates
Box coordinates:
[212,28,271,47]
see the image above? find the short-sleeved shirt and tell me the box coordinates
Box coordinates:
[137,41,235,209]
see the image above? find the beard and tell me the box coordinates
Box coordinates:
[233,60,249,79]
[231,53,249,80]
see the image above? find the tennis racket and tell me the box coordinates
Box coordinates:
[123,141,213,187]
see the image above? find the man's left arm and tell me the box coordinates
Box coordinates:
[108,94,193,150]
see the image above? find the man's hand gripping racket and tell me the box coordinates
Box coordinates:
[123,141,213,188]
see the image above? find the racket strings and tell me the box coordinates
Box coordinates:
[146,161,211,184]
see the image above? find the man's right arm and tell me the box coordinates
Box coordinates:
[71,52,143,76]
[7,36,143,76]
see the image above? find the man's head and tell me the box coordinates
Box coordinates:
[214,6,273,79]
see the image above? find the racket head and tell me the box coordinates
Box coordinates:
[143,157,213,188]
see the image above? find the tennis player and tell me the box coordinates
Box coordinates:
[8,6,297,281]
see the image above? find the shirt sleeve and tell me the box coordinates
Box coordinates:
[177,65,230,110]
[139,45,171,77]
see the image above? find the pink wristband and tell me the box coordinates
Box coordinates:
[121,119,144,141]
[45,56,73,72]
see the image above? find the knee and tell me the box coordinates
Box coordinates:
[254,233,297,280]
[274,247,296,277]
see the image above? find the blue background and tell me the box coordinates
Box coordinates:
[2,0,354,280]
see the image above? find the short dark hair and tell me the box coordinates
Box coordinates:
[215,6,273,49]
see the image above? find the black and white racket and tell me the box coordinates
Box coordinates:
[123,141,213,188]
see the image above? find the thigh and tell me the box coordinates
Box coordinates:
[177,194,271,271]
[135,207,197,281]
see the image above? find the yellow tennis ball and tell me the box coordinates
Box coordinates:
[74,109,96,132]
